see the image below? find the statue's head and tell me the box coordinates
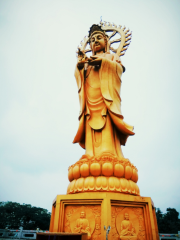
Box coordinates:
[88,24,108,55]
[124,213,129,220]
[80,211,86,218]
[95,224,100,230]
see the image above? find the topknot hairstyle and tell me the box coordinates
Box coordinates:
[88,24,106,38]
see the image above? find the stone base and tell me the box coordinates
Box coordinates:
[49,192,159,240]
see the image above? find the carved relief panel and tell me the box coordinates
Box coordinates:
[111,206,146,240]
[64,205,101,240]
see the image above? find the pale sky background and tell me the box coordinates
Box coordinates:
[0,0,180,216]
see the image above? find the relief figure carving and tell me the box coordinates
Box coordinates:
[74,211,91,239]
[64,215,71,232]
[111,206,124,240]
[64,205,97,238]
[132,208,146,240]
[92,223,101,240]
[120,213,137,240]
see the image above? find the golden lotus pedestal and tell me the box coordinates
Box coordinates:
[49,192,159,240]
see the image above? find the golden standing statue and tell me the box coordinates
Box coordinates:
[73,24,134,157]
[67,22,139,195]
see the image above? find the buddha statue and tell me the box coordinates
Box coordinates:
[73,24,134,159]
[74,211,91,239]
[67,23,139,196]
[120,213,137,240]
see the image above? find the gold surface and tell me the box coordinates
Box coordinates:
[49,192,159,240]
[71,22,137,195]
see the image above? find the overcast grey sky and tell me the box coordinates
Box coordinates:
[0,0,180,215]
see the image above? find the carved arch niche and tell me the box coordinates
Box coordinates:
[64,205,101,239]
[111,206,146,240]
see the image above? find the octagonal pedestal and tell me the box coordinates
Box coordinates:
[49,192,159,240]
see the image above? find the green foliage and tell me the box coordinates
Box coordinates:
[0,202,51,230]
[156,207,180,233]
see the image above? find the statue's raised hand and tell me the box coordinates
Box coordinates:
[77,48,88,69]
[77,59,86,69]
[87,56,102,66]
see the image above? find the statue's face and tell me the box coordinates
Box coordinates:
[90,33,106,54]
[96,224,100,230]
[80,211,85,218]
[124,213,129,220]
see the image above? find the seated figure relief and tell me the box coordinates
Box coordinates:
[120,213,137,240]
[74,211,91,239]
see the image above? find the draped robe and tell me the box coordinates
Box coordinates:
[73,52,134,158]
[74,218,91,239]
[120,220,133,236]
[120,219,137,240]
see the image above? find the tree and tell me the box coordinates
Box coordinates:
[156,208,164,233]
[156,207,180,233]
[0,202,51,230]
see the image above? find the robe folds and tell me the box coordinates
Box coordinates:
[74,218,91,239]
[121,220,133,236]
[73,53,134,152]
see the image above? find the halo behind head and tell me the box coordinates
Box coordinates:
[77,21,132,58]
